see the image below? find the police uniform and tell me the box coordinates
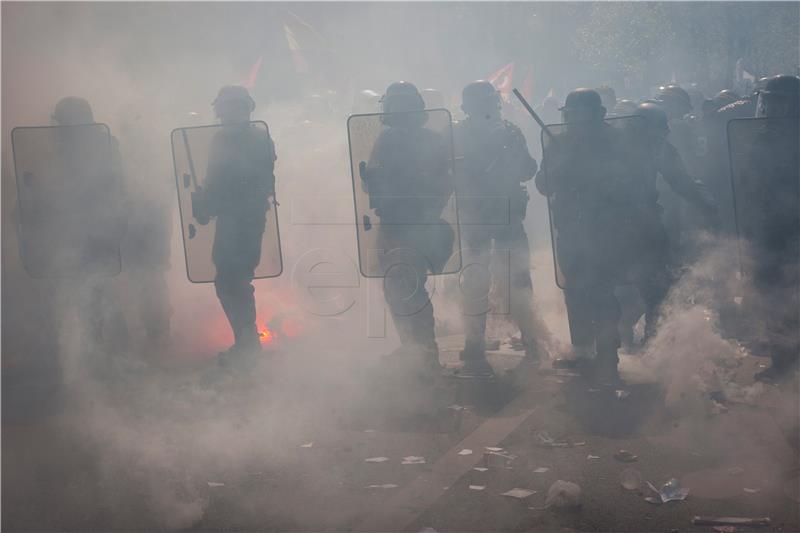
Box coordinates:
[205,120,276,354]
[454,116,541,361]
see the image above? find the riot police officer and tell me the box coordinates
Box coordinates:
[625,102,718,342]
[51,97,129,351]
[655,84,707,259]
[363,81,454,373]
[201,85,276,368]
[535,89,638,383]
[453,80,546,378]
[736,75,800,381]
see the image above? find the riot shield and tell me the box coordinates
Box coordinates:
[11,123,122,278]
[347,108,461,277]
[727,117,799,276]
[540,116,651,289]
[171,121,282,283]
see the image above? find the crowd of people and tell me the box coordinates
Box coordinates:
[12,73,799,389]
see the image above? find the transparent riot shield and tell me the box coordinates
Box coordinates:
[171,121,282,283]
[11,123,122,278]
[347,108,461,277]
[727,117,799,276]
[540,116,651,289]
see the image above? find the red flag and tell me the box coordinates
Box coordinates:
[487,62,515,98]
[244,56,263,90]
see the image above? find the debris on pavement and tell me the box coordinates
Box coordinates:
[587,455,600,460]
[501,488,536,499]
[473,467,488,472]
[535,430,586,448]
[620,467,642,491]
[485,447,503,452]
[646,478,689,503]
[447,405,468,411]
[458,449,473,456]
[726,466,744,476]
[545,480,582,509]
[207,482,225,488]
[692,516,770,527]
[533,467,550,473]
[483,450,517,467]
[468,485,486,491]
[613,450,638,463]
[365,457,389,463]
[366,484,398,489]
[300,442,314,448]
[401,456,426,465]
[743,487,760,494]
[615,389,630,400]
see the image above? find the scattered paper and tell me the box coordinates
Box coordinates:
[743,487,760,494]
[448,405,468,411]
[587,455,600,460]
[615,389,630,400]
[300,442,314,448]
[402,456,426,465]
[458,449,473,456]
[502,488,536,499]
[533,467,550,473]
[468,485,486,491]
[366,484,398,489]
[614,450,638,463]
[473,467,489,472]
[207,481,225,488]
[485,447,503,452]
[536,431,586,448]
[365,457,389,463]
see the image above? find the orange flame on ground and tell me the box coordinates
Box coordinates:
[259,325,276,345]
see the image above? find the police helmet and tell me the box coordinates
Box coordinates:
[560,88,604,112]
[212,85,256,112]
[461,80,500,116]
[381,81,425,114]
[656,84,693,114]
[52,97,94,126]
[759,75,800,97]
[635,102,669,134]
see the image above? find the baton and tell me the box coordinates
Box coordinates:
[512,88,557,143]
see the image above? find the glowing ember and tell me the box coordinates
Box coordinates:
[259,326,275,344]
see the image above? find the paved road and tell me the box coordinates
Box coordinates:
[3,338,798,532]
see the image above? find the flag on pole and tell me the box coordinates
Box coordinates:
[243,56,263,90]
[487,62,515,100]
